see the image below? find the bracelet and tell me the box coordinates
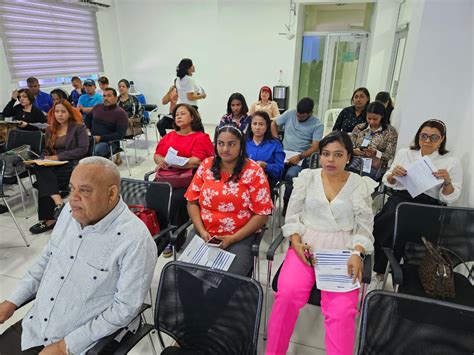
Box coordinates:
[298,153,304,160]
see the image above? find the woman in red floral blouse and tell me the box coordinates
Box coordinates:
[185,125,273,275]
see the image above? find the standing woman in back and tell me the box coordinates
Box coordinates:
[332,87,370,133]
[175,58,206,110]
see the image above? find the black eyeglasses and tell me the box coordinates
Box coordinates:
[420,133,441,142]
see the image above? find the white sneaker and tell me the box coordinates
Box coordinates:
[367,273,384,293]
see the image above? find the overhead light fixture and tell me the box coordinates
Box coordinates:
[278,0,296,40]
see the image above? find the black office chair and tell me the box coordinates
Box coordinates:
[109,261,264,355]
[120,178,175,256]
[0,159,29,247]
[382,202,474,307]
[262,231,372,339]
[357,290,474,354]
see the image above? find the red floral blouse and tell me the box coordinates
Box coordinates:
[185,157,273,236]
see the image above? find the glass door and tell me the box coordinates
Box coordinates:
[298,33,368,120]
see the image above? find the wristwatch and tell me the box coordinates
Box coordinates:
[351,250,366,261]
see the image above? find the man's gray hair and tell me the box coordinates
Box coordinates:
[78,156,121,188]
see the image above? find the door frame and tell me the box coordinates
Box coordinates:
[386,24,409,99]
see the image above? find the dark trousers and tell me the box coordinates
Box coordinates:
[34,163,74,221]
[156,115,174,138]
[373,190,446,274]
[0,320,43,355]
[170,188,190,251]
[283,159,309,208]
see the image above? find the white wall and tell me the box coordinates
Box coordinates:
[364,0,400,94]
[393,0,473,207]
[107,0,296,125]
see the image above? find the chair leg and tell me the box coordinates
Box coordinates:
[263,260,272,340]
[3,198,29,247]
[140,314,157,355]
[14,169,28,215]
[122,142,131,176]
[133,137,138,164]
[144,127,150,156]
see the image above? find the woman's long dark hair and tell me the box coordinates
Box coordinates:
[176,58,193,79]
[172,103,205,132]
[247,111,273,142]
[211,125,247,182]
[410,119,449,155]
[375,91,394,124]
[359,101,388,131]
[226,93,248,116]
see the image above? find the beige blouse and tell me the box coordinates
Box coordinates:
[249,100,280,119]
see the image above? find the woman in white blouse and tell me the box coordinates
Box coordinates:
[372,119,462,277]
[266,131,376,355]
[175,58,206,109]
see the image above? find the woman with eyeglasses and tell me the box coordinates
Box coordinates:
[371,119,462,285]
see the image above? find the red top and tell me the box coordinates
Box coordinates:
[185,157,273,236]
[155,131,214,160]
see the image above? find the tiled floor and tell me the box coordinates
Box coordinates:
[0,123,334,354]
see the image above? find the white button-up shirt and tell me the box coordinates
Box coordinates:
[382,148,462,204]
[8,198,158,354]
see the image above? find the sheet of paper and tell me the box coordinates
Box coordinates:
[164,147,189,166]
[178,235,235,271]
[394,156,442,198]
[284,150,303,166]
[314,249,360,292]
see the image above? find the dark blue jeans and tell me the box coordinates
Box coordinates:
[283,159,309,208]
[93,141,119,158]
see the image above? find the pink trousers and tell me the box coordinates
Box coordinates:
[266,248,359,355]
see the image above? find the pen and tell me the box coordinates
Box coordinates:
[423,159,435,173]
[304,250,314,266]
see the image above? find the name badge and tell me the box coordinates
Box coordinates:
[362,158,372,173]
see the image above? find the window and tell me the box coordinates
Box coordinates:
[0,0,104,83]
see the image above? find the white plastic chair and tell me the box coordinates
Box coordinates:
[323,108,343,136]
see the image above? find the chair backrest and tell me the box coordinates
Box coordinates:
[309,152,320,169]
[323,108,342,135]
[120,178,172,229]
[155,261,263,355]
[6,129,43,156]
[394,202,474,268]
[358,290,474,354]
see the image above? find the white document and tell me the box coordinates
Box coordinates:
[314,249,360,292]
[394,156,442,198]
[178,235,235,271]
[284,150,303,166]
[164,147,189,167]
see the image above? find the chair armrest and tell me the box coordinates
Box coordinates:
[170,220,192,245]
[251,227,267,257]
[143,104,158,112]
[362,256,372,284]
[152,225,177,242]
[266,231,285,261]
[383,247,403,287]
[112,324,155,355]
[144,170,156,181]
[86,303,151,355]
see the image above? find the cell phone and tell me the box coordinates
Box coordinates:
[206,236,223,248]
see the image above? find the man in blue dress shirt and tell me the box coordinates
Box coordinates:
[26,77,53,113]
[0,157,158,355]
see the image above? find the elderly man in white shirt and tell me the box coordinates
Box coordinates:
[0,157,158,355]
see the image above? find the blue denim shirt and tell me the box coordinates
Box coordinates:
[8,198,158,354]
